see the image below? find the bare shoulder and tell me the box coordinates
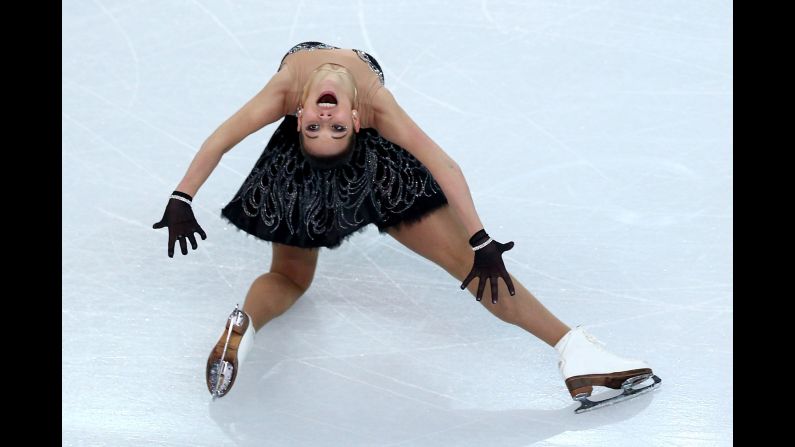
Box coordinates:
[261,66,297,114]
[233,66,296,130]
[372,86,397,111]
[268,65,294,92]
[369,86,428,154]
[371,87,405,130]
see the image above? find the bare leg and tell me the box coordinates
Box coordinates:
[386,205,569,347]
[460,270,569,347]
[241,272,307,331]
[206,242,320,397]
[242,243,320,331]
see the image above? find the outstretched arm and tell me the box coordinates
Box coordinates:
[153,68,292,257]
[371,88,485,236]
[372,88,516,303]
[174,68,292,196]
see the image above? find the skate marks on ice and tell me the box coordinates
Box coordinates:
[206,358,656,447]
[478,155,710,229]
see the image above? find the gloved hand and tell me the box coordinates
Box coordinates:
[152,191,207,258]
[460,229,516,303]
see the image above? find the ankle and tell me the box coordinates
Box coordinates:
[551,326,572,347]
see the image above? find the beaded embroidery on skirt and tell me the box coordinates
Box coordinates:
[221,116,448,248]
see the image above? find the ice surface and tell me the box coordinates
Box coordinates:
[63,0,732,445]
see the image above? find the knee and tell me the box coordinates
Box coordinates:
[270,265,315,293]
[269,247,319,293]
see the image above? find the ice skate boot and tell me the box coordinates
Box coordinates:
[554,326,661,414]
[206,305,255,399]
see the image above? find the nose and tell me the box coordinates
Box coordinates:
[318,109,333,120]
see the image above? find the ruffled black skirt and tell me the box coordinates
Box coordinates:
[221,115,449,249]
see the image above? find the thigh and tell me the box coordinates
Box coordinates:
[384,205,471,280]
[269,243,320,291]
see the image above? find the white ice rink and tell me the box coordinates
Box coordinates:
[62,1,732,445]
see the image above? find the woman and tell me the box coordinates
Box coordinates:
[153,42,660,413]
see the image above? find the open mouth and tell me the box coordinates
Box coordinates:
[317,91,337,108]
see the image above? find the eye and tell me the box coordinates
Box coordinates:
[332,124,347,132]
[307,124,319,132]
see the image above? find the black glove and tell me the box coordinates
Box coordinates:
[460,229,516,303]
[152,191,207,258]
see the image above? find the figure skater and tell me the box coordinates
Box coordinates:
[153,42,660,413]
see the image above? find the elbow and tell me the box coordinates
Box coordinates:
[434,161,460,177]
[200,136,227,158]
[437,155,459,172]
[448,160,462,172]
[440,163,461,181]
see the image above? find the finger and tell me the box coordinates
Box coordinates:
[196,225,207,240]
[490,275,499,304]
[502,269,516,296]
[460,268,477,290]
[499,241,515,253]
[476,275,487,301]
[167,233,176,258]
[153,219,166,229]
[187,233,198,250]
[178,236,188,255]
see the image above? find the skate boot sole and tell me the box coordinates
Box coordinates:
[206,309,250,398]
[565,368,653,398]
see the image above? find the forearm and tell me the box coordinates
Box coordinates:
[174,131,235,197]
[174,147,222,197]
[432,163,485,236]
[177,124,246,197]
[173,72,290,197]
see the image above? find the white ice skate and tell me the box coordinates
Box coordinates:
[206,305,255,399]
[554,326,661,413]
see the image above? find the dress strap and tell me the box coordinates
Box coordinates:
[352,49,385,85]
[278,42,339,71]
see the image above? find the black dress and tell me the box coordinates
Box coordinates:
[220,42,449,249]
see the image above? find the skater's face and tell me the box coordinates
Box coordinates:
[298,63,360,157]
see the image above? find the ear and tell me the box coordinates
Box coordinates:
[352,109,361,133]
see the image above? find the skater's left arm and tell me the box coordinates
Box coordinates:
[372,88,484,236]
[373,88,516,303]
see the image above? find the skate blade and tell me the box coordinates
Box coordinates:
[208,306,245,400]
[209,360,234,400]
[574,374,661,414]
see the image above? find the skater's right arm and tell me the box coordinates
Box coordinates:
[174,68,293,197]
[153,69,292,257]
